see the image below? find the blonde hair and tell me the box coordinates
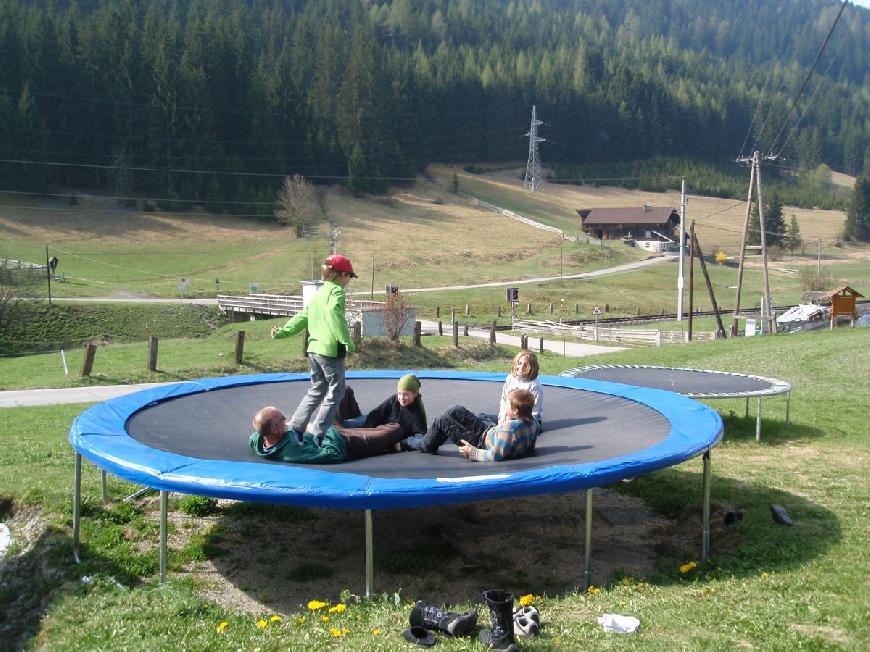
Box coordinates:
[513,350,539,380]
[508,388,535,420]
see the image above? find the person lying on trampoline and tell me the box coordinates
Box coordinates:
[250,405,406,464]
[343,374,427,439]
[415,388,539,462]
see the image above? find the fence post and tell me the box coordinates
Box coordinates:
[490,321,496,345]
[435,306,440,318]
[656,330,662,347]
[413,321,422,347]
[81,343,97,377]
[234,330,245,365]
[465,304,470,316]
[352,322,362,348]
[147,337,158,372]
[539,337,544,353]
[451,308,456,323]
[575,303,579,314]
[526,303,532,315]
[497,305,502,317]
[549,302,553,314]
[302,329,309,356]
[520,335,528,350]
[452,321,459,347]
[438,320,443,336]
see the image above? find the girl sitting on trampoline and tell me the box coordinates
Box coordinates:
[418,388,539,462]
[491,350,544,430]
[343,374,427,439]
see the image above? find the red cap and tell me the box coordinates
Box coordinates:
[325,254,358,277]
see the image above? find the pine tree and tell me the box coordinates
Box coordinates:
[784,215,802,254]
[844,176,870,242]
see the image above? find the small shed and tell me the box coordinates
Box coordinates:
[808,286,864,327]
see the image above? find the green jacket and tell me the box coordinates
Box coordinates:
[249,426,347,464]
[273,280,355,357]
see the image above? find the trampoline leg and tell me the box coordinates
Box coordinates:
[785,391,791,424]
[72,453,82,564]
[583,489,593,591]
[159,490,168,584]
[756,398,762,443]
[365,509,374,599]
[745,397,749,417]
[100,470,108,502]
[701,451,712,562]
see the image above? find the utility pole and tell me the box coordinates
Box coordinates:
[523,105,545,193]
[677,177,686,320]
[731,150,775,336]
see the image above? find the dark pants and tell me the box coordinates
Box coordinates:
[338,423,405,460]
[422,405,490,453]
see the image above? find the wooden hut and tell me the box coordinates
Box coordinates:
[821,286,863,328]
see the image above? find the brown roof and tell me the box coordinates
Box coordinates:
[580,207,678,225]
[821,286,863,299]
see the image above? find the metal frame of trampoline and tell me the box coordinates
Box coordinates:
[561,364,792,442]
[69,371,724,595]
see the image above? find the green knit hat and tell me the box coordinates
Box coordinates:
[397,374,421,392]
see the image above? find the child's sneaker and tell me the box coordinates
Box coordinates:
[313,435,324,448]
[290,429,304,445]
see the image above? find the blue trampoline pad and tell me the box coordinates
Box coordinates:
[69,371,723,509]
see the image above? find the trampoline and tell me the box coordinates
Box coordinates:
[69,370,723,594]
[560,365,792,442]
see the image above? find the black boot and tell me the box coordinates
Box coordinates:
[410,601,478,637]
[479,590,518,652]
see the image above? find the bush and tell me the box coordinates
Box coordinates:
[800,266,832,292]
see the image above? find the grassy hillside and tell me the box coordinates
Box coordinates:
[1,168,854,304]
[0,329,867,649]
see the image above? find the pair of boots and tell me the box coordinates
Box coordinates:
[478,590,519,652]
[407,601,478,643]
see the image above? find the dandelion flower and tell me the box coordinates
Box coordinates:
[307,600,328,610]
[270,615,282,623]
[256,619,268,629]
[330,627,343,638]
[295,616,305,626]
[679,561,698,574]
[761,572,768,579]
[329,603,346,614]
[343,627,350,635]
[321,615,330,623]
[587,586,600,594]
[373,628,382,636]
[217,621,229,633]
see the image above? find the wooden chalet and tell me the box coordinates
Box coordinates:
[577,205,680,252]
[803,286,864,327]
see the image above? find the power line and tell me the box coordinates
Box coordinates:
[768,0,849,156]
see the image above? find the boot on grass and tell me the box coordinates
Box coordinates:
[479,590,518,652]
[410,601,478,637]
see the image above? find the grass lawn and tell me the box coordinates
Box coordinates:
[1,328,868,649]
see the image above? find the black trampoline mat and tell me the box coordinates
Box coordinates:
[563,366,781,397]
[125,378,671,480]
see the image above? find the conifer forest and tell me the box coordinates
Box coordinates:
[1,0,867,211]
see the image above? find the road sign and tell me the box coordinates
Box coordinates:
[592,305,602,315]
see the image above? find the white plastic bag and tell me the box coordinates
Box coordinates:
[597,613,640,634]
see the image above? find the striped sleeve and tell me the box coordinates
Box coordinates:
[468,419,538,462]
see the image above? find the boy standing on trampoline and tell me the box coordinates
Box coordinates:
[422,388,538,462]
[271,254,357,447]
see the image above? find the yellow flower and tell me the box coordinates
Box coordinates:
[256,619,268,629]
[343,627,350,635]
[295,616,305,626]
[587,586,600,594]
[679,561,698,574]
[330,627,342,637]
[620,577,633,586]
[216,621,229,633]
[373,628,382,636]
[321,615,330,623]
[270,615,282,623]
[518,593,541,606]
[307,600,328,610]
[761,572,769,579]
[328,603,347,614]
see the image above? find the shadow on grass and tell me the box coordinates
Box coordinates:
[189,467,839,612]
[719,412,827,444]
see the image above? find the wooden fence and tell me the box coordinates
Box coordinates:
[512,319,718,346]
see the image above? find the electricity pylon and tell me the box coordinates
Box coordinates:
[524,105,545,193]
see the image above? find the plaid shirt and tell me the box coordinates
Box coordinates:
[469,417,539,462]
